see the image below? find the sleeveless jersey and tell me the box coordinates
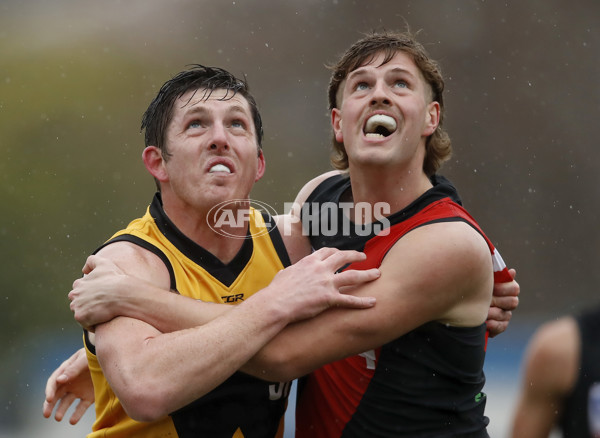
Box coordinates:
[296,174,511,438]
[558,307,600,437]
[83,193,292,438]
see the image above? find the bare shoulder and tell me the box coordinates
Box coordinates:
[381,221,493,326]
[387,220,493,282]
[94,240,171,288]
[290,170,344,210]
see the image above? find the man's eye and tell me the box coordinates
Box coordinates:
[394,80,408,88]
[355,82,369,91]
[188,120,202,129]
[231,120,245,129]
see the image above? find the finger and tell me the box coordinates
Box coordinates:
[487,304,513,320]
[310,247,339,260]
[54,392,77,422]
[492,284,520,304]
[44,376,58,404]
[69,279,82,303]
[45,350,85,400]
[331,293,376,309]
[42,399,56,418]
[323,249,367,269]
[45,367,66,403]
[486,319,508,338]
[333,268,380,289]
[493,279,520,298]
[64,348,85,369]
[69,400,93,425]
[82,255,99,275]
[491,294,519,312]
[45,353,81,405]
[45,383,67,410]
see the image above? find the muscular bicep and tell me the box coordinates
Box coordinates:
[87,243,173,404]
[94,315,162,400]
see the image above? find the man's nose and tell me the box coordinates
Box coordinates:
[370,81,391,106]
[208,123,229,151]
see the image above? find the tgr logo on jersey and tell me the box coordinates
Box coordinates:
[222,293,244,303]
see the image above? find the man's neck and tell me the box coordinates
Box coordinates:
[346,165,433,221]
[161,196,248,264]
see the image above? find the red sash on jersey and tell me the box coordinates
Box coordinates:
[295,197,511,438]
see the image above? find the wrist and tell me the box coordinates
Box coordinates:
[112,275,142,318]
[247,285,293,325]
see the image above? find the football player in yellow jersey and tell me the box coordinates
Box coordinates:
[43,65,380,438]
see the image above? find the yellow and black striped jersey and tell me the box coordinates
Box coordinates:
[84,193,291,438]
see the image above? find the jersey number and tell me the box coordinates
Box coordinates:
[359,350,377,370]
[269,381,292,401]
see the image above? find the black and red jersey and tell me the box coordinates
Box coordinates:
[296,174,510,438]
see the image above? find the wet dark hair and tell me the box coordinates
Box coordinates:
[141,64,263,159]
[327,31,451,176]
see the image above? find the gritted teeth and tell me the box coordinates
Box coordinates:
[209,164,231,173]
[364,114,397,137]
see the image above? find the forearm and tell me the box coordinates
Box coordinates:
[70,249,233,331]
[239,323,313,382]
[98,288,292,420]
[239,306,375,382]
[117,280,231,332]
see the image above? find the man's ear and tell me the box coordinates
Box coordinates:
[255,149,266,182]
[331,108,343,143]
[142,146,168,183]
[423,101,440,137]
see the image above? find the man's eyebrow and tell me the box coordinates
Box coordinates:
[181,104,208,117]
[227,104,251,116]
[180,101,250,119]
[388,67,414,76]
[347,65,415,80]
[346,68,369,81]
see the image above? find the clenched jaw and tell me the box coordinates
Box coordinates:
[364,114,397,138]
